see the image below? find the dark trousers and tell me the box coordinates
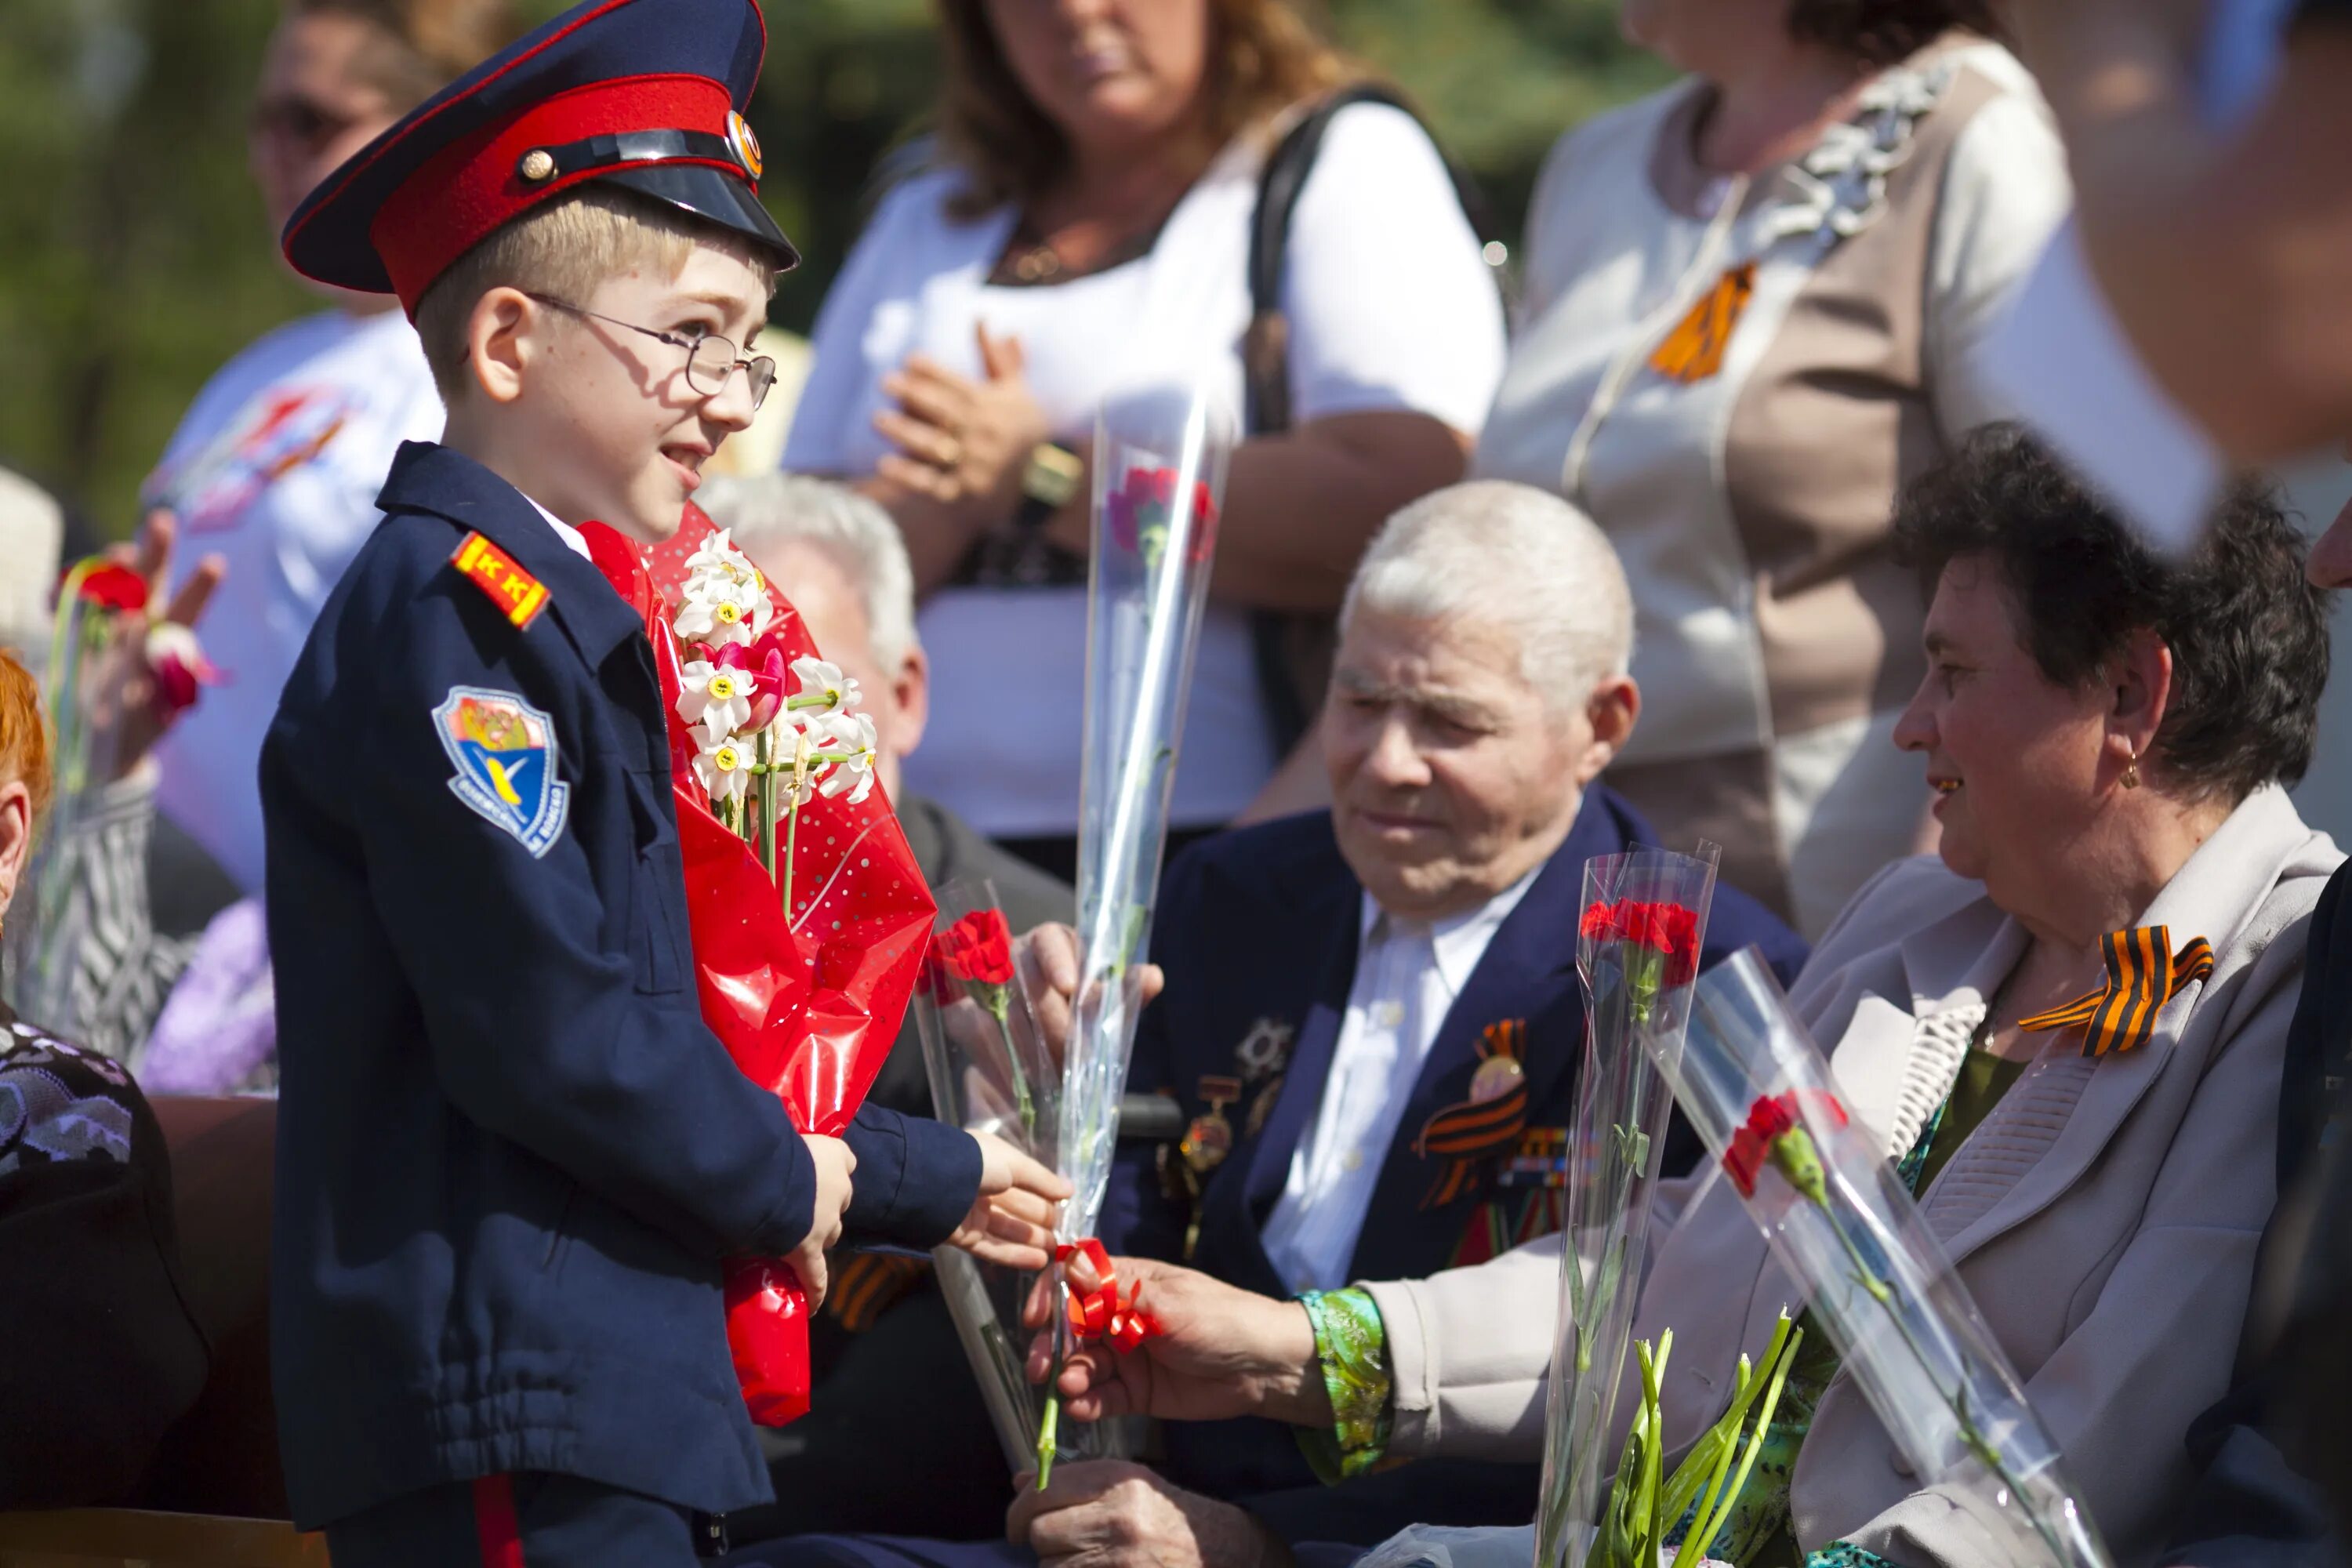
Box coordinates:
[325,1472,703,1567]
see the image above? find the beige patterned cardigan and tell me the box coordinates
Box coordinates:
[1472,38,2071,936]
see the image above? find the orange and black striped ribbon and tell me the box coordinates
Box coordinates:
[1649,263,1758,385]
[1414,1020,1529,1210]
[825,1252,927,1333]
[2018,925,2214,1059]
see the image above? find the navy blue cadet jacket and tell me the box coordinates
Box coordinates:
[262,441,979,1530]
[1096,793,1808,1549]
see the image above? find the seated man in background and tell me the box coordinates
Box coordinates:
[702,474,1074,1541]
[750,481,1808,1566]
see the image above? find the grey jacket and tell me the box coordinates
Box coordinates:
[1364,787,2339,1566]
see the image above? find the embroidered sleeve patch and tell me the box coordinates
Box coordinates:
[452,531,550,627]
[433,687,571,856]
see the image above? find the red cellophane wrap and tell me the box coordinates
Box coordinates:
[583,507,938,1425]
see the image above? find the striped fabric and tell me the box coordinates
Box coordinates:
[825,1252,927,1334]
[1413,1019,1529,1209]
[2018,925,2214,1058]
[13,772,201,1069]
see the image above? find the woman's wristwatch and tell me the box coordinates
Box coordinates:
[1014,441,1083,532]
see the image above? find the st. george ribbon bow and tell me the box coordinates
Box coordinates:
[2019,924,2214,1058]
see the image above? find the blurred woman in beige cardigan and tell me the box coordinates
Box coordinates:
[1473,0,2068,936]
[1032,430,2339,1568]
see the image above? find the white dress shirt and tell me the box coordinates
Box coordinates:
[522,493,593,560]
[1260,873,1539,1294]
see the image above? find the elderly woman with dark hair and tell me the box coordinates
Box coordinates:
[1024,428,2341,1568]
[1474,0,2070,936]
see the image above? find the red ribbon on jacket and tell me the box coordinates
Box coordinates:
[585,508,937,1426]
[1055,1240,1163,1354]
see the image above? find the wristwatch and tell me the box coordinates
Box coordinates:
[1014,441,1083,530]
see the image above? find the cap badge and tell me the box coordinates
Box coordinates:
[517,148,557,183]
[726,110,764,181]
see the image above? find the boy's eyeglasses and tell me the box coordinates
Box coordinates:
[524,293,778,411]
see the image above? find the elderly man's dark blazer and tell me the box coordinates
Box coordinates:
[1096,787,1808,1550]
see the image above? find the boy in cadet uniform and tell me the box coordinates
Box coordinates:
[259,2,1069,1563]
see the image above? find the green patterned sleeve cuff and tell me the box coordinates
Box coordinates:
[1293,1287,1393,1484]
[1806,1544,1905,1568]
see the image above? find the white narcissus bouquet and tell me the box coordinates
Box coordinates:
[671,529,878,906]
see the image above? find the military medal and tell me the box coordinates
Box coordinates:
[1235,1017,1294,1083]
[1182,1075,1243,1176]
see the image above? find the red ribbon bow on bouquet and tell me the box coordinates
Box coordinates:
[586,506,938,1427]
[1054,1239,1163,1354]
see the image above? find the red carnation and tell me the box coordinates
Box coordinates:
[1580,900,1618,941]
[938,909,1014,988]
[77,562,148,614]
[1725,1122,1773,1198]
[1722,1091,1848,1199]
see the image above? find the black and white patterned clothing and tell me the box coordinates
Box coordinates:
[14,768,201,1070]
[0,1003,209,1506]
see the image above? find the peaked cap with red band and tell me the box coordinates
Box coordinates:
[281,0,797,315]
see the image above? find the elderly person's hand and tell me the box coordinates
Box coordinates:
[1022,1251,1330,1428]
[83,509,226,784]
[1017,922,1165,1071]
[873,324,1053,532]
[944,1129,1073,1272]
[1007,1459,1294,1568]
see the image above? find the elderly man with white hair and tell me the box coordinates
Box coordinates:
[749,482,1806,1568]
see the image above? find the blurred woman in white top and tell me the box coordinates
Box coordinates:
[783,0,1505,875]
[144,0,515,896]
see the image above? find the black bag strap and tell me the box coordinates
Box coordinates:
[1243,82,1499,437]
[1242,84,1499,755]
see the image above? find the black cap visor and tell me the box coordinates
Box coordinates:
[597,163,800,274]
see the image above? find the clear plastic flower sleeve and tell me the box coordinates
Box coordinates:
[1060,383,1234,1241]
[1537,845,1721,1568]
[1657,951,2113,1568]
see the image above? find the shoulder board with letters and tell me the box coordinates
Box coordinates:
[450,532,550,629]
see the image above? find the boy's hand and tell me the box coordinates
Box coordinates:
[790,1133,856,1306]
[945,1129,1072,1272]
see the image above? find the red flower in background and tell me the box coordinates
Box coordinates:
[1581,898,1702,985]
[938,909,1015,987]
[1105,466,1219,563]
[77,563,149,613]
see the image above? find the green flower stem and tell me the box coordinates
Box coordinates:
[1036,1298,1070,1492]
[781,786,800,924]
[1796,1182,2065,1563]
[1625,943,1665,1027]
[979,987,1036,1143]
[756,727,778,877]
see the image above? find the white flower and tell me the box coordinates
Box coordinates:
[691,731,753,804]
[684,528,768,597]
[677,658,756,741]
[812,710,879,805]
[674,576,768,649]
[789,656,861,717]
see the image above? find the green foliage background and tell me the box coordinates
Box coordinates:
[0,0,1667,538]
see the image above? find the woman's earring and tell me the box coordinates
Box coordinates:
[2123,748,2142,790]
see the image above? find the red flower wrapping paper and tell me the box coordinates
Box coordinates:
[587,507,938,1425]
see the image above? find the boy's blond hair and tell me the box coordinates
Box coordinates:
[413,185,779,400]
